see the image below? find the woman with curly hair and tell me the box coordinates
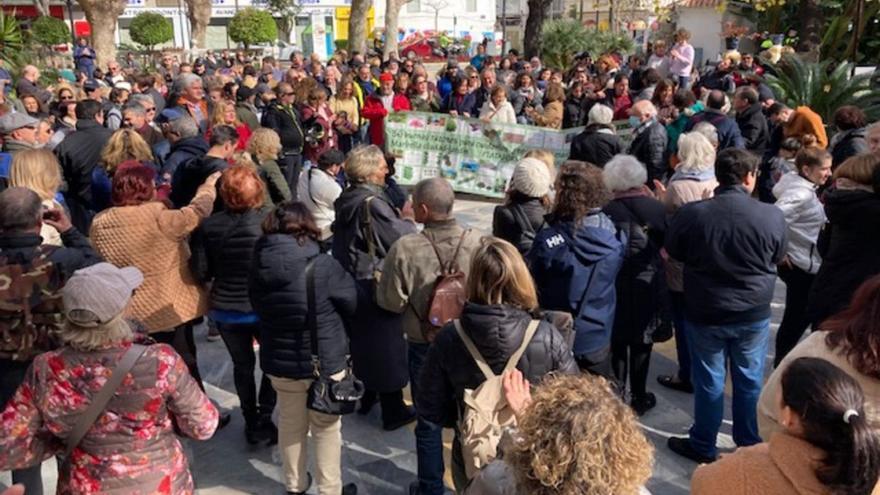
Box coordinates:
[419,237,578,491]
[247,127,292,205]
[93,128,157,211]
[528,161,625,379]
[465,371,653,495]
[206,99,251,151]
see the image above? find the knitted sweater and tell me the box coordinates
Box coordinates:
[89,181,215,332]
[784,106,828,149]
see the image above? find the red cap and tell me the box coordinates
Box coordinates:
[379,72,395,82]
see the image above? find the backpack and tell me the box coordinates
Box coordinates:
[0,245,64,361]
[510,203,542,254]
[454,318,540,480]
[421,229,470,343]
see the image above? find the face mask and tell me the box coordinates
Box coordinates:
[628,116,642,128]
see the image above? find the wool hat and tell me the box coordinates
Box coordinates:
[379,72,395,83]
[0,112,39,134]
[510,157,552,198]
[62,263,143,328]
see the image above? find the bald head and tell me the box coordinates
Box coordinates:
[413,177,455,221]
[0,187,42,233]
[631,100,657,120]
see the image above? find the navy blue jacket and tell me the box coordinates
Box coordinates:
[665,186,787,325]
[162,136,209,182]
[440,92,477,117]
[686,109,745,150]
[528,212,626,357]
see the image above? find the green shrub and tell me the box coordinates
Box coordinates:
[540,20,635,69]
[228,8,278,50]
[130,12,174,51]
[31,16,69,47]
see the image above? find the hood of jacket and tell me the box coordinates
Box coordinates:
[334,183,385,225]
[829,126,866,148]
[553,212,624,265]
[736,102,764,123]
[183,153,227,176]
[251,233,321,289]
[458,303,533,365]
[824,188,880,229]
[171,136,210,156]
[772,172,816,199]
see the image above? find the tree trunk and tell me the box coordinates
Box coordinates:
[349,0,372,54]
[77,0,128,68]
[186,0,212,50]
[383,0,411,59]
[524,0,553,58]
[796,0,823,61]
[33,0,51,17]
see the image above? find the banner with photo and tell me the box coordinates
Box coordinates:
[384,111,585,199]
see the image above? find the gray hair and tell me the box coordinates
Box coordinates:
[603,154,647,192]
[173,73,202,94]
[691,122,719,148]
[122,103,145,117]
[413,177,454,216]
[128,93,154,109]
[59,315,134,352]
[345,145,386,184]
[0,187,41,232]
[168,115,199,139]
[676,132,716,174]
[588,104,614,126]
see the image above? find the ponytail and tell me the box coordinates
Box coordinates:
[781,358,880,495]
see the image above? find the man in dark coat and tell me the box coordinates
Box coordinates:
[0,188,101,495]
[170,125,236,208]
[158,111,208,181]
[261,82,304,194]
[55,99,113,233]
[628,100,668,184]
[570,103,624,167]
[665,148,786,464]
[686,90,745,151]
[733,87,769,157]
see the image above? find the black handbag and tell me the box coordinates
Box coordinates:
[305,256,365,415]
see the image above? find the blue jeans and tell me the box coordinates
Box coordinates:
[671,292,690,383]
[686,317,770,458]
[678,76,692,90]
[409,342,445,495]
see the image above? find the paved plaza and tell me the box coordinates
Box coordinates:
[1,197,787,495]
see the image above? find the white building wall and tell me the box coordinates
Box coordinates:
[381,0,498,41]
[676,8,723,66]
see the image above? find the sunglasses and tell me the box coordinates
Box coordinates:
[60,95,74,100]
[145,107,156,112]
[283,92,295,96]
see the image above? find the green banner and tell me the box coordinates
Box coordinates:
[384,111,584,198]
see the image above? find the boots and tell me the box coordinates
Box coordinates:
[259,412,278,445]
[379,390,416,431]
[244,412,268,445]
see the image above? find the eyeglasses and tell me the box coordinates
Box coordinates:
[469,76,479,80]
[145,107,156,112]
[60,95,73,101]
[283,92,295,96]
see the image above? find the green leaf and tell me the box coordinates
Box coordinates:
[228,7,278,49]
[130,12,174,49]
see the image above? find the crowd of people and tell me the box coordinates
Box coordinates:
[0,29,879,495]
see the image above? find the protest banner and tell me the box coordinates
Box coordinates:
[384,111,584,198]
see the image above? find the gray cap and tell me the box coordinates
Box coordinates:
[62,263,144,328]
[0,112,39,135]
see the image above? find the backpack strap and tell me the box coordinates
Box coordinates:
[503,319,540,374]
[64,343,148,461]
[454,319,495,381]
[422,228,470,274]
[305,255,322,377]
[511,204,535,235]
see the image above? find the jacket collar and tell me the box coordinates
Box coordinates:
[76,119,103,131]
[714,184,751,196]
[423,218,458,231]
[0,232,42,249]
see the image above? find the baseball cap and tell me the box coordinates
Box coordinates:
[0,112,39,134]
[236,85,256,102]
[318,149,345,168]
[83,79,101,92]
[155,107,185,124]
[62,263,143,328]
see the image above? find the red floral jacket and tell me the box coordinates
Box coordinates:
[0,342,219,494]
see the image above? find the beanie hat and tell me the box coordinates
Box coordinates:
[510,157,552,198]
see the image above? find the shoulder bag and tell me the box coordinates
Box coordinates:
[304,256,365,415]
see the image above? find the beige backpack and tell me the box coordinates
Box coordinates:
[454,318,540,480]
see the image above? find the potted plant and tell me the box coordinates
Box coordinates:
[721,21,750,50]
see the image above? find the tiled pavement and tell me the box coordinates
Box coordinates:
[1,196,788,495]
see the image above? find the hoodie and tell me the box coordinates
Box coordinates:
[170,153,227,209]
[773,173,825,274]
[162,136,209,181]
[527,211,626,357]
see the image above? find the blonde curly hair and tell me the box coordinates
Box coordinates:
[100,128,154,175]
[505,373,654,495]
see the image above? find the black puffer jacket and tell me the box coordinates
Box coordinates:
[569,125,625,167]
[170,154,227,209]
[808,189,880,326]
[562,96,587,129]
[492,196,547,254]
[628,120,668,184]
[735,102,770,158]
[250,234,357,380]
[417,303,578,426]
[261,103,304,154]
[55,120,114,232]
[189,208,268,313]
[830,128,869,169]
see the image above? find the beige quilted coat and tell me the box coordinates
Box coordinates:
[89,181,215,332]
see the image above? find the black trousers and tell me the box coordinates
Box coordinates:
[611,340,654,398]
[575,346,622,393]
[216,321,276,422]
[278,152,303,200]
[0,359,43,495]
[153,321,203,389]
[775,264,815,367]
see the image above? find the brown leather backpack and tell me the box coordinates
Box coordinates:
[421,229,470,342]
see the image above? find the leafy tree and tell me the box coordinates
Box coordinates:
[30,16,69,47]
[129,12,173,52]
[265,0,302,42]
[541,20,635,69]
[228,7,278,50]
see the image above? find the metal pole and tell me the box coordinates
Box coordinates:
[66,0,76,45]
[502,0,507,53]
[851,0,864,77]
